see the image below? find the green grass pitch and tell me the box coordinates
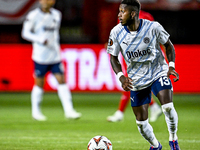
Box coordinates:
[0,92,200,150]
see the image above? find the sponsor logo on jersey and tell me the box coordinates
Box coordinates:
[44,27,55,31]
[126,49,151,59]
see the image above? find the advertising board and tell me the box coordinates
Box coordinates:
[0,44,199,93]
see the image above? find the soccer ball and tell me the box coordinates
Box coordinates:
[87,135,112,150]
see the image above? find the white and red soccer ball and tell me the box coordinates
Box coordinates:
[87,135,112,150]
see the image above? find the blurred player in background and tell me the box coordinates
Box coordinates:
[22,0,81,121]
[107,0,180,149]
[107,9,162,123]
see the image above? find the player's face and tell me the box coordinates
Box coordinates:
[39,0,55,10]
[118,4,133,26]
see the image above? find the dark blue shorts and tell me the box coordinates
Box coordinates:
[33,61,64,77]
[130,76,172,107]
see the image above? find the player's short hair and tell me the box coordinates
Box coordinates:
[121,0,141,17]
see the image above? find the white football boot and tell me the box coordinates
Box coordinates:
[107,110,124,122]
[65,109,82,119]
[32,112,47,121]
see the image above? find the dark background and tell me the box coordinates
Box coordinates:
[0,0,199,44]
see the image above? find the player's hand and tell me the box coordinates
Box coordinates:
[167,67,179,82]
[119,76,133,91]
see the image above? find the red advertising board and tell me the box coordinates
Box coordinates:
[0,44,200,93]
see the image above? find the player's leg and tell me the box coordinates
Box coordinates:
[133,105,161,149]
[31,62,47,121]
[107,58,130,122]
[52,62,81,119]
[152,76,180,150]
[107,91,130,122]
[118,91,130,112]
[157,90,180,150]
[149,97,162,122]
[131,88,162,149]
[54,73,81,119]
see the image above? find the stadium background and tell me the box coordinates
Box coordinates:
[0,0,200,93]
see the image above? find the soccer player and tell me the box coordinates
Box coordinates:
[107,10,162,123]
[107,0,180,149]
[21,0,81,121]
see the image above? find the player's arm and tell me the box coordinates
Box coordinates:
[110,54,133,91]
[21,13,46,44]
[155,22,179,82]
[107,28,133,91]
[164,39,179,82]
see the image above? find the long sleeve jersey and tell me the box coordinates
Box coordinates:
[22,8,62,64]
